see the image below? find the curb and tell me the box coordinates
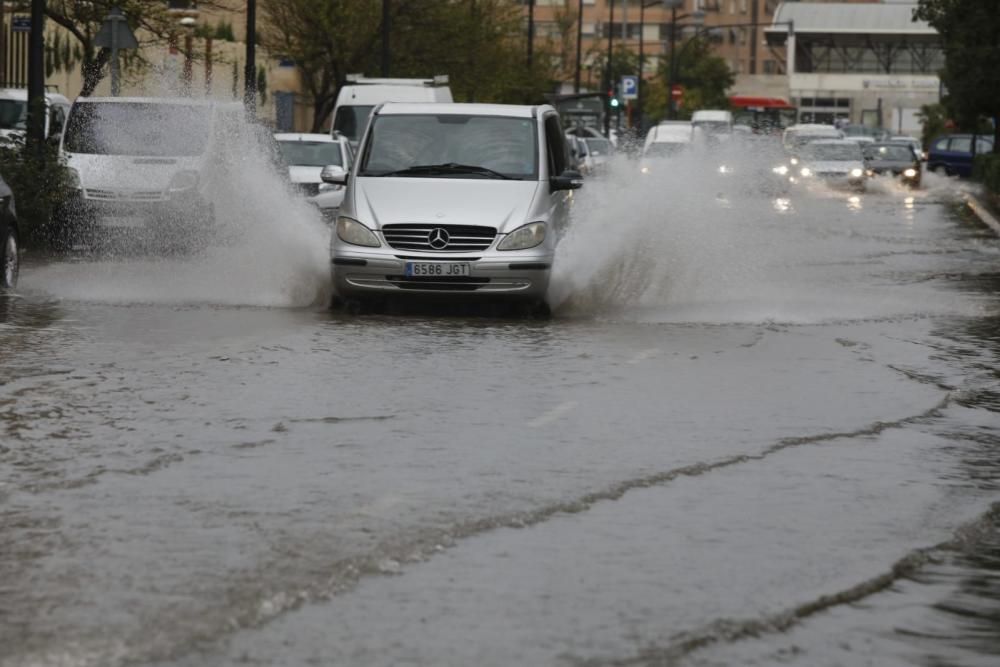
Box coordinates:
[965,193,1000,236]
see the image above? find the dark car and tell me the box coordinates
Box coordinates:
[0,173,18,289]
[927,134,994,177]
[863,142,922,188]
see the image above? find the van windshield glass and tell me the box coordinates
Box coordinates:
[333,105,374,143]
[0,100,27,130]
[693,120,731,135]
[360,114,538,180]
[63,102,211,156]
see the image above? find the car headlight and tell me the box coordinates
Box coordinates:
[335,216,380,247]
[498,222,545,251]
[903,168,917,178]
[790,157,799,165]
[168,170,199,193]
[850,168,864,178]
[718,165,730,174]
[640,165,651,174]
[800,167,812,177]
[772,165,788,176]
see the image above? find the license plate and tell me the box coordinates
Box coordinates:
[405,262,471,277]
[100,216,146,229]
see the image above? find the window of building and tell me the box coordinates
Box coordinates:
[740,0,748,13]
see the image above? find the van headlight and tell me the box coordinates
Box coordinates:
[498,222,545,251]
[903,168,917,178]
[850,168,864,178]
[168,170,199,193]
[800,167,812,177]
[772,165,788,176]
[335,216,380,247]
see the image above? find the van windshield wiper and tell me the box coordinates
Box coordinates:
[373,163,513,180]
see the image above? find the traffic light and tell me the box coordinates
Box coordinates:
[607,86,620,109]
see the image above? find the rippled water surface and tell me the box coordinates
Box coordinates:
[1,164,999,666]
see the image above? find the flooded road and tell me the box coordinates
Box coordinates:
[2,175,1000,666]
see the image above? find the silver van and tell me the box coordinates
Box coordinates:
[327,102,582,315]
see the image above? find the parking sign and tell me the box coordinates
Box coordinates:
[621,75,639,101]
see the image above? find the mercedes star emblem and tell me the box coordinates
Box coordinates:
[428,227,450,250]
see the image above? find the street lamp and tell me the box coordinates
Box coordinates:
[665,5,705,119]
[179,16,195,95]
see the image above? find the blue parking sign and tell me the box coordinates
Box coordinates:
[621,75,639,100]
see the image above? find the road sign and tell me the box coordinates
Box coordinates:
[621,75,639,101]
[12,17,31,33]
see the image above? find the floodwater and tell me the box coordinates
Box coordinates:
[2,155,1000,667]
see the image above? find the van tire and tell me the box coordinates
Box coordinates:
[1,226,18,290]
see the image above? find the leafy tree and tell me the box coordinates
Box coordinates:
[643,37,734,122]
[12,1,227,97]
[262,0,557,132]
[914,0,1000,152]
[916,103,947,150]
[0,133,73,249]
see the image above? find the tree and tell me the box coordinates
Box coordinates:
[13,1,228,97]
[643,37,734,122]
[262,0,558,132]
[914,0,1000,152]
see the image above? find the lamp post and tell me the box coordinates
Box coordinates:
[245,0,256,116]
[179,16,195,95]
[574,0,583,93]
[26,0,44,147]
[603,0,615,137]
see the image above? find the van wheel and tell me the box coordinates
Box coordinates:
[1,227,18,289]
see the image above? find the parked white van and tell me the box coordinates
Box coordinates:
[330,75,453,149]
[0,88,71,141]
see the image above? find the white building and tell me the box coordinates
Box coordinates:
[766,2,942,134]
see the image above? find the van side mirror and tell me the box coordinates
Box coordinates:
[551,169,583,191]
[320,165,348,185]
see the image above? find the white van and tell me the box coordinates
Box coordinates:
[691,109,733,142]
[0,88,71,141]
[330,75,453,148]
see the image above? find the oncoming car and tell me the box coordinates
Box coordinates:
[56,97,218,253]
[275,132,353,223]
[329,102,582,315]
[791,139,867,191]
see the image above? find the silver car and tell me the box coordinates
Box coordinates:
[328,102,581,314]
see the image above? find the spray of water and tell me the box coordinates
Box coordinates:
[549,135,985,324]
[24,93,331,308]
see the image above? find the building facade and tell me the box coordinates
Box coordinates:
[766,1,942,133]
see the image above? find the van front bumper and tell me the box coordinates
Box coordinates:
[331,249,553,301]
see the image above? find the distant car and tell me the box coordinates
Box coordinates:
[863,142,921,188]
[0,88,71,142]
[792,139,867,191]
[640,122,695,174]
[0,173,18,289]
[275,132,353,223]
[329,102,582,315]
[888,135,924,160]
[927,134,995,177]
[691,109,734,143]
[783,123,843,154]
[582,136,614,173]
[844,135,875,146]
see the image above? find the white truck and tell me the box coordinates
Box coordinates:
[330,75,453,149]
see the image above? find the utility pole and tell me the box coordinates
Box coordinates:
[574,0,583,92]
[381,0,390,76]
[750,0,759,75]
[27,0,45,146]
[527,0,535,67]
[244,0,257,116]
[604,0,614,137]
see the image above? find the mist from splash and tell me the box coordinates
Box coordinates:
[23,92,331,308]
[549,136,984,324]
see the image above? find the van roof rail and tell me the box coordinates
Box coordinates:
[343,74,449,87]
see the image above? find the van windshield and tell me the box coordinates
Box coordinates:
[333,105,374,143]
[0,100,27,130]
[63,102,211,156]
[360,114,538,180]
